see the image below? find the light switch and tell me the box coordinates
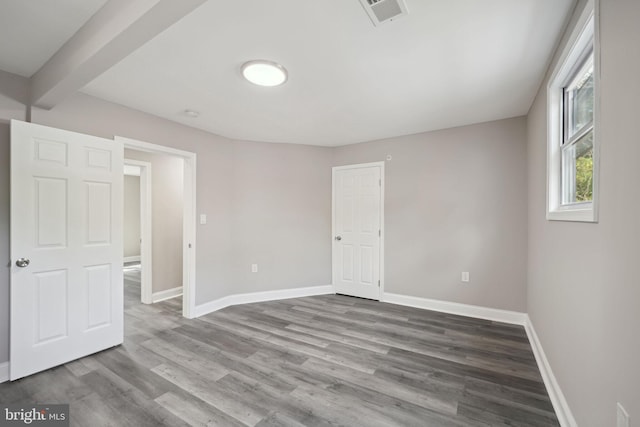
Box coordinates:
[200,214,207,225]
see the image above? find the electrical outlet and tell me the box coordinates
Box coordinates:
[461,272,470,282]
[199,214,207,225]
[251,264,258,273]
[617,403,630,427]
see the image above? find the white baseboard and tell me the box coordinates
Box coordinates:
[382,292,528,325]
[0,362,9,383]
[124,256,141,263]
[152,286,183,303]
[524,316,577,427]
[193,285,334,318]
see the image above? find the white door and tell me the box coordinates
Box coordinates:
[332,163,383,300]
[10,120,124,380]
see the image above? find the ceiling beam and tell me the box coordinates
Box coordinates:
[30,0,206,109]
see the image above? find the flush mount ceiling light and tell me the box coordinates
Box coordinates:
[241,60,288,87]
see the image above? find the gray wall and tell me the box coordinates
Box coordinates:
[527,0,640,425]
[0,69,28,121]
[230,140,332,293]
[334,117,528,312]
[123,175,141,259]
[124,149,184,293]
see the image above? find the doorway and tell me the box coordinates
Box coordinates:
[332,162,385,300]
[123,160,152,304]
[117,136,197,319]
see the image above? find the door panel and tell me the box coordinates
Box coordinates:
[341,244,354,282]
[360,245,374,285]
[34,270,68,343]
[85,264,113,330]
[10,120,124,380]
[86,181,112,244]
[35,177,67,247]
[333,165,382,300]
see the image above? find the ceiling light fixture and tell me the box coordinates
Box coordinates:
[241,60,288,87]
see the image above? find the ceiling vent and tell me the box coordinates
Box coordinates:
[358,0,408,27]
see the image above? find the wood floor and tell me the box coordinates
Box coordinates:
[0,267,559,426]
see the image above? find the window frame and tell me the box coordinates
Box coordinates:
[547,0,599,222]
[562,53,594,146]
[561,50,594,206]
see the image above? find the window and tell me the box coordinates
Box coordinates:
[547,3,598,222]
[562,51,594,205]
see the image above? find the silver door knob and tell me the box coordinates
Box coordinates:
[335,236,342,241]
[15,258,30,268]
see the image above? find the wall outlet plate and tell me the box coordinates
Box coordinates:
[461,272,470,282]
[251,264,258,273]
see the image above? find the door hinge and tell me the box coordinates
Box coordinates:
[188,243,192,249]
[378,229,381,237]
[379,179,381,186]
[378,280,380,287]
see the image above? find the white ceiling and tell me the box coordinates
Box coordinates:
[0,0,109,77]
[1,0,575,146]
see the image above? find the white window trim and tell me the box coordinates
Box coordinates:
[547,0,600,223]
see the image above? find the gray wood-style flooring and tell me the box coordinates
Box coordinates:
[0,266,559,426]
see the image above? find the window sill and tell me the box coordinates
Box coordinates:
[547,207,597,223]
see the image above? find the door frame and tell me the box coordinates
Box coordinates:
[123,159,152,304]
[117,136,197,319]
[331,161,385,299]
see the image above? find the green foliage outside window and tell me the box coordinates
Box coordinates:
[575,148,593,202]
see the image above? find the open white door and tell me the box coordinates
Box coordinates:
[332,163,383,300]
[10,120,124,380]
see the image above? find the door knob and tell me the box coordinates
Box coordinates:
[15,258,30,268]
[335,236,342,241]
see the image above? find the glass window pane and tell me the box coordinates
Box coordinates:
[562,130,593,204]
[568,62,594,137]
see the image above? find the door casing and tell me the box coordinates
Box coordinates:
[117,136,197,319]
